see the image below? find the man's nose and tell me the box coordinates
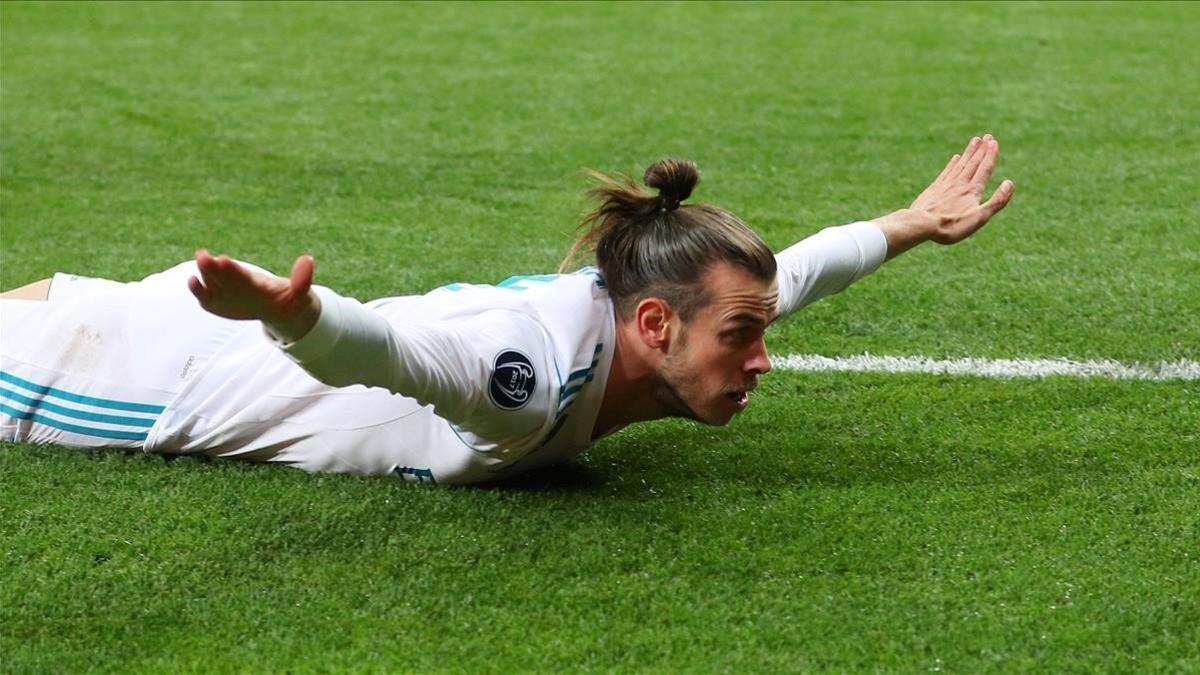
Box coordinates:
[746,338,772,375]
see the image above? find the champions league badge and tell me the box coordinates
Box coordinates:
[489,350,536,410]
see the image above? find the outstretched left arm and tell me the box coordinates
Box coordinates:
[873,134,1015,260]
[774,134,1016,319]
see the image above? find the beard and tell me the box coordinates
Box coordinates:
[653,346,706,423]
[651,370,703,423]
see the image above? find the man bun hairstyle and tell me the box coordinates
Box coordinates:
[644,158,696,212]
[562,158,776,320]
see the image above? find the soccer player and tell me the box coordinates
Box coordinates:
[1,135,1014,484]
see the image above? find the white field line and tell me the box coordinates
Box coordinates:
[772,353,1200,382]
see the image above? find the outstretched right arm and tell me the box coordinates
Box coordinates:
[187,253,552,444]
[188,249,321,343]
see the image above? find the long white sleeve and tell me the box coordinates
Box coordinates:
[774,221,889,318]
[268,286,554,443]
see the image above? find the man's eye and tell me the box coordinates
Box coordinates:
[724,328,750,344]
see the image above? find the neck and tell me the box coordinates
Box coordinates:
[591,320,668,439]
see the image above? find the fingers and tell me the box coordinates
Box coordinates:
[954,134,990,181]
[981,179,1016,218]
[289,255,315,296]
[190,249,313,320]
[194,248,225,291]
[187,274,211,305]
[944,137,977,180]
[191,249,234,313]
[934,153,961,184]
[970,136,1000,186]
[199,251,256,288]
[936,136,976,182]
[195,248,216,278]
[936,134,990,185]
[194,248,238,283]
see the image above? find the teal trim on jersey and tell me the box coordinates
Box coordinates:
[394,466,436,484]
[0,403,150,442]
[575,266,606,289]
[497,273,559,289]
[554,342,604,416]
[565,364,593,382]
[558,382,586,402]
[509,340,607,474]
[439,268,605,292]
[0,387,157,427]
[0,371,167,414]
[438,275,559,292]
[558,358,599,404]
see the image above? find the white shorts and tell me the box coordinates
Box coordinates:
[0,263,242,448]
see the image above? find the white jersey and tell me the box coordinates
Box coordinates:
[145,268,616,484]
[1,221,886,485]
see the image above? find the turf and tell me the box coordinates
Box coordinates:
[2,1,1198,671]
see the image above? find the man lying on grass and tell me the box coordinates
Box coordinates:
[1,135,1014,484]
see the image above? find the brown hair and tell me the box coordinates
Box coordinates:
[561,158,776,320]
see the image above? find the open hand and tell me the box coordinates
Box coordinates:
[910,134,1016,245]
[188,250,320,341]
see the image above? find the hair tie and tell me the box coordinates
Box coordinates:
[658,195,681,212]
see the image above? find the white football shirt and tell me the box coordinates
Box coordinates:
[145,267,615,484]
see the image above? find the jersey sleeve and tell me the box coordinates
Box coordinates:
[268,288,555,447]
[774,221,889,319]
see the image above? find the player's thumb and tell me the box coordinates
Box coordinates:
[290,255,315,296]
[982,180,1016,217]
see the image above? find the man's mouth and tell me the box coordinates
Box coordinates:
[726,391,750,407]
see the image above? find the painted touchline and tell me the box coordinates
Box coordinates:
[771,353,1200,382]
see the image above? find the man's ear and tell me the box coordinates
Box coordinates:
[633,297,674,351]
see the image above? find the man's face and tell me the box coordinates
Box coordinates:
[655,262,778,426]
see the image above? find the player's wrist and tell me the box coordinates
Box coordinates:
[265,291,321,344]
[895,208,941,237]
[873,208,940,260]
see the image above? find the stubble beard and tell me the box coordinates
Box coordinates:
[654,348,706,424]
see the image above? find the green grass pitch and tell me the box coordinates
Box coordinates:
[2,2,1198,671]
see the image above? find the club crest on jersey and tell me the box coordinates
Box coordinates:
[489,350,536,410]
